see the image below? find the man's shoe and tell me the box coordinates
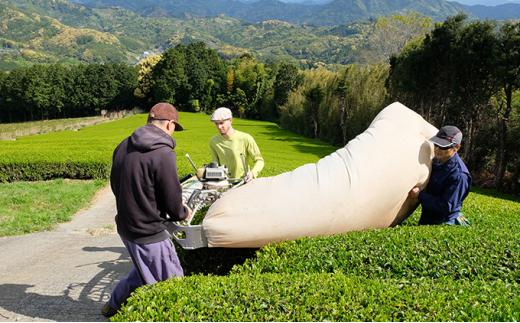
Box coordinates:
[101,302,118,318]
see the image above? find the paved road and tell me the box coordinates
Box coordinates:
[0,185,131,322]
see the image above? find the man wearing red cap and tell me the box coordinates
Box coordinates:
[102,102,192,317]
[409,125,472,225]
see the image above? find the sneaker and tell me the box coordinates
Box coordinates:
[101,302,118,318]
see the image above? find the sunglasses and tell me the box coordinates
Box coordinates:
[434,144,453,150]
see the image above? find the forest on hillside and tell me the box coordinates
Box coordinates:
[0,0,441,69]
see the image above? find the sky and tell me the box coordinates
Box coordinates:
[452,0,520,5]
[278,0,520,5]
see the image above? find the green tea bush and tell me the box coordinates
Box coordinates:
[112,273,519,322]
[0,160,109,182]
[232,189,519,283]
[0,113,336,182]
[114,188,520,321]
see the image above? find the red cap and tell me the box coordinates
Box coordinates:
[148,102,183,131]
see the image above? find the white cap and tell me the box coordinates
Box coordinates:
[210,107,233,121]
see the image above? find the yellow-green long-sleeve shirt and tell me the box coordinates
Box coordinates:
[209,130,264,179]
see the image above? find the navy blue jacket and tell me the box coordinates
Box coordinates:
[418,153,471,224]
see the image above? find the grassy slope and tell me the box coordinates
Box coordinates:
[2,113,517,320]
[0,179,105,236]
[0,112,337,176]
[0,112,335,236]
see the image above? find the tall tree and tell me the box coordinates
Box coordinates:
[273,62,302,111]
[134,54,162,100]
[389,15,499,169]
[151,46,188,105]
[450,20,498,167]
[495,22,520,188]
[304,85,324,139]
[231,55,270,119]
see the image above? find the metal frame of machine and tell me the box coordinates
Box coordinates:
[169,154,247,249]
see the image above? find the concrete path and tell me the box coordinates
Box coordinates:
[0,185,131,322]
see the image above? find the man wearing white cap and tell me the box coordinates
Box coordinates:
[209,107,264,182]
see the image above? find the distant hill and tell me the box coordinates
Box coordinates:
[71,0,466,25]
[1,0,435,69]
[461,3,520,19]
[3,0,518,70]
[0,0,134,69]
[71,0,520,24]
[452,0,520,5]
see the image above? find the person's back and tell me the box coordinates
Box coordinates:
[103,102,190,318]
[111,123,187,243]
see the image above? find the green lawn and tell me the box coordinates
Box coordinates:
[0,179,106,236]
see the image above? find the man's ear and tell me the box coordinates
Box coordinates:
[168,120,175,132]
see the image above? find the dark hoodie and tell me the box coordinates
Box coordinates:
[110,124,188,244]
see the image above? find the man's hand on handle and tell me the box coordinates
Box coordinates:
[183,204,193,223]
[245,171,254,183]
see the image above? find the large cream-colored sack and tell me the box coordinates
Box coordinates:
[203,102,438,248]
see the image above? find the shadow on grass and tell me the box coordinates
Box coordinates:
[471,186,520,203]
[0,246,131,322]
[256,125,338,159]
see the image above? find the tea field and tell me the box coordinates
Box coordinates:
[0,112,336,182]
[0,112,335,235]
[0,116,107,140]
[0,113,517,321]
[113,188,520,321]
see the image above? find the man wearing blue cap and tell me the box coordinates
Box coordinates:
[409,125,472,225]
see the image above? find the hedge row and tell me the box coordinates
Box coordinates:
[0,113,333,182]
[0,161,110,182]
[113,273,519,322]
[174,190,520,282]
[231,225,519,282]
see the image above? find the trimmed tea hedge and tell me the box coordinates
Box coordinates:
[113,188,520,321]
[0,113,335,182]
[0,161,110,182]
[112,273,519,321]
[0,115,142,182]
[232,223,518,282]
[175,189,520,282]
